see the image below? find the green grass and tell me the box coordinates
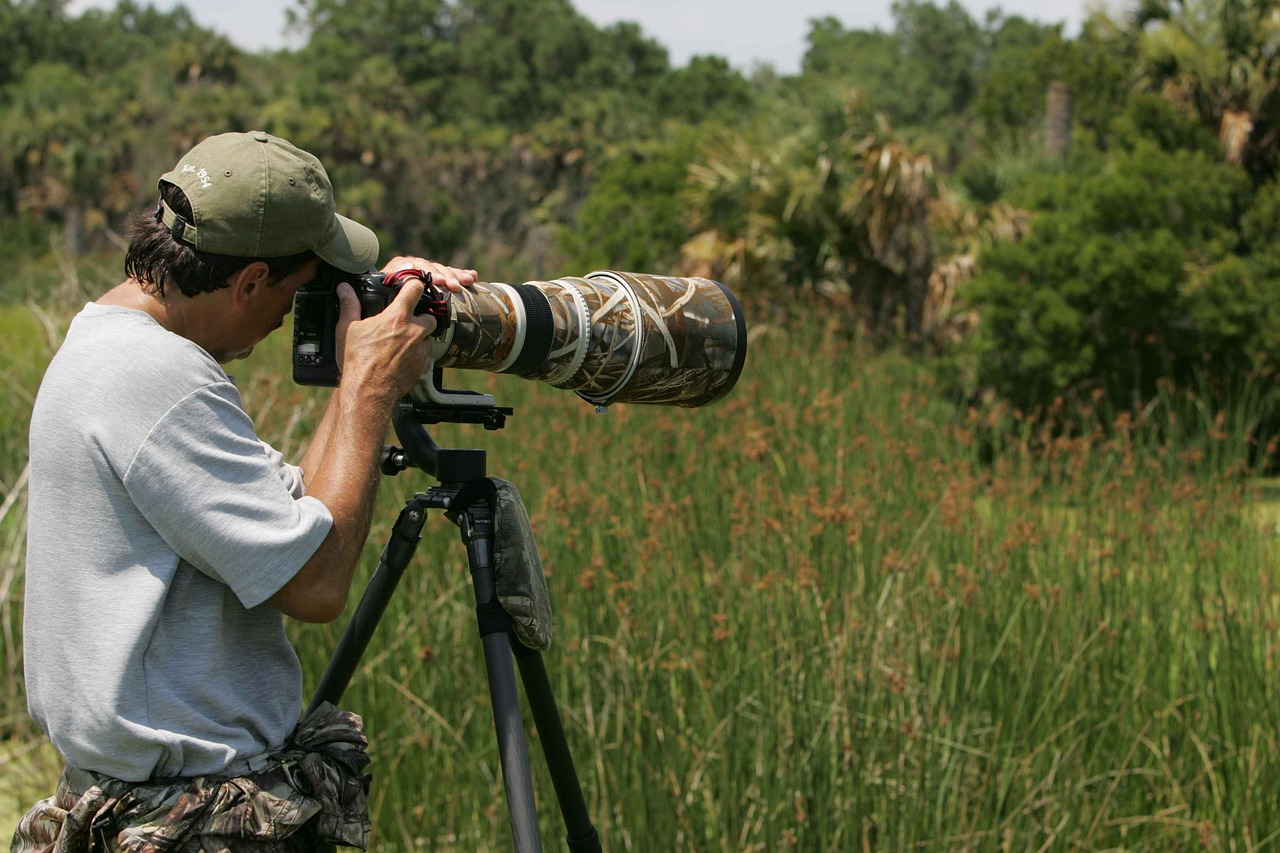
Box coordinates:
[3,297,1280,850]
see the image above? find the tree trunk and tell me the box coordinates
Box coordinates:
[1219,109,1253,165]
[1045,81,1072,158]
[63,203,84,258]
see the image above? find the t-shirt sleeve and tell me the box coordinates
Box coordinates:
[259,440,308,498]
[121,383,333,609]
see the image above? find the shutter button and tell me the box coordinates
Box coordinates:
[253,132,269,142]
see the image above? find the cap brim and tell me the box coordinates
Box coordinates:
[315,213,379,273]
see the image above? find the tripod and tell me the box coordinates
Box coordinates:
[307,391,601,853]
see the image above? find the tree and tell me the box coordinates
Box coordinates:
[652,55,755,125]
[965,9,1137,153]
[961,141,1267,410]
[289,0,672,128]
[971,15,1067,137]
[801,2,983,131]
[287,0,453,91]
[679,93,942,337]
[0,61,141,254]
[560,131,706,273]
[891,0,984,114]
[1135,0,1280,180]
[0,0,73,87]
[0,0,264,259]
[1060,11,1140,144]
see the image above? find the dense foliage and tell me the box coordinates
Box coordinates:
[7,2,1280,847]
[2,0,1280,414]
[967,138,1269,407]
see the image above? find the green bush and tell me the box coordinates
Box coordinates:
[559,132,704,273]
[960,140,1275,412]
[1110,93,1220,157]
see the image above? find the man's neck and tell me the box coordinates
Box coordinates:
[97,279,224,358]
[97,279,168,323]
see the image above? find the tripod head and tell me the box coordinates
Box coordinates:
[383,366,512,478]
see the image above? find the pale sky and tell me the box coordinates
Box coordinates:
[66,0,1098,76]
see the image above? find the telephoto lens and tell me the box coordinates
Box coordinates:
[422,271,747,408]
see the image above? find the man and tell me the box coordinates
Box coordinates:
[12,131,476,851]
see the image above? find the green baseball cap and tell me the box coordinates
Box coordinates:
[157,131,378,273]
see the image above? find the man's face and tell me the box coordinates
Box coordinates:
[224,259,320,362]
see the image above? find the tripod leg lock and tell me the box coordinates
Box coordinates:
[476,600,515,637]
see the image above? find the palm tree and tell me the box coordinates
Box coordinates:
[680,93,943,338]
[840,142,937,333]
[0,61,137,256]
[1135,0,1280,178]
[924,195,1032,345]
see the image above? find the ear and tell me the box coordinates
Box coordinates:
[227,262,272,310]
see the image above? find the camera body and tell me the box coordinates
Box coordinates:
[292,269,448,386]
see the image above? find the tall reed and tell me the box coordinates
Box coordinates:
[3,303,1279,850]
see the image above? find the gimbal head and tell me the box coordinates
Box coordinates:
[381,365,513,477]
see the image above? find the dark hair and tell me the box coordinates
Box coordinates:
[124,182,317,297]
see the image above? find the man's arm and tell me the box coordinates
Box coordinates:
[274,258,477,622]
[298,260,475,479]
[299,390,342,485]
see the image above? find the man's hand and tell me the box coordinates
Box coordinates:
[335,257,478,403]
[382,256,478,294]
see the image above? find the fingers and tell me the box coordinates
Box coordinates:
[387,274,426,313]
[383,275,438,337]
[335,281,360,324]
[333,282,359,372]
[382,256,478,292]
[341,277,436,399]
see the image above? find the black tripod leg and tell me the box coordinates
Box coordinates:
[513,646,602,852]
[482,632,543,852]
[455,502,544,853]
[308,499,429,716]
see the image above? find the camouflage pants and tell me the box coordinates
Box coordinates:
[9,703,370,853]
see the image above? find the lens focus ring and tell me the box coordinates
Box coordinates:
[504,285,555,377]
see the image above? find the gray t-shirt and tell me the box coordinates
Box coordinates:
[24,302,333,782]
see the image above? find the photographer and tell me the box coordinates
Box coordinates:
[12,131,475,852]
